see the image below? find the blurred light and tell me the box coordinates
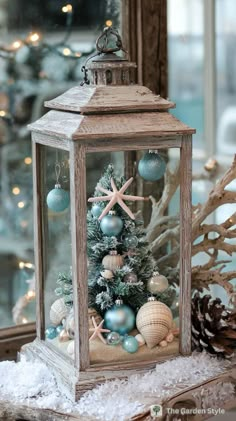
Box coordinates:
[63,48,71,56]
[0,110,6,117]
[11,40,22,50]
[24,157,32,165]
[27,32,40,44]
[12,186,20,195]
[25,263,33,269]
[18,201,25,208]
[22,317,28,324]
[75,52,82,58]
[106,20,113,27]
[20,220,28,228]
[62,4,73,13]
[19,261,25,269]
[27,290,35,298]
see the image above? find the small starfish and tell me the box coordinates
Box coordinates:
[89,317,110,344]
[88,177,145,220]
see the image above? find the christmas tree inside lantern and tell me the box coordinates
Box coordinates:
[25,26,195,399]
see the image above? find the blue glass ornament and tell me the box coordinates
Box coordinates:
[47,184,70,212]
[122,336,139,353]
[45,326,57,340]
[104,299,135,335]
[138,151,166,181]
[56,324,64,335]
[100,211,123,237]
[124,235,138,249]
[106,331,121,345]
[91,204,102,218]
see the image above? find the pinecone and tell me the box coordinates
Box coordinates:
[192,292,236,358]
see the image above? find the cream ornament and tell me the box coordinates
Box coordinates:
[147,272,169,294]
[102,250,124,271]
[101,269,114,280]
[49,298,69,326]
[136,297,173,349]
[88,177,145,220]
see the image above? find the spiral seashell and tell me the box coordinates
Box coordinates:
[50,298,69,326]
[136,299,173,349]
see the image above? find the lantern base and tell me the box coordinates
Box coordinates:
[21,338,181,401]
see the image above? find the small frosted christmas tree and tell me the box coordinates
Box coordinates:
[87,164,174,315]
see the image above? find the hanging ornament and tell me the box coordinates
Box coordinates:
[122,336,139,353]
[104,299,135,335]
[47,161,69,212]
[136,297,173,348]
[124,234,138,249]
[106,331,121,346]
[100,269,114,280]
[89,317,111,344]
[45,326,57,340]
[138,150,166,182]
[102,250,124,271]
[147,272,169,294]
[124,272,138,284]
[91,203,102,218]
[88,177,145,220]
[100,211,123,236]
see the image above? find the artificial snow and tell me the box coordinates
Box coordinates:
[0,352,231,421]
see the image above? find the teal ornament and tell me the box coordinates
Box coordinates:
[124,235,138,249]
[91,204,102,218]
[106,331,121,346]
[45,326,57,340]
[100,211,123,237]
[47,184,70,212]
[138,151,166,181]
[122,336,139,353]
[56,324,64,335]
[104,299,135,335]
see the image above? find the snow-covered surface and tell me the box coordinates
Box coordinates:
[0,353,230,421]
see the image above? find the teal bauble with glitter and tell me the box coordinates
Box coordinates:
[104,299,135,335]
[91,204,102,218]
[122,335,139,353]
[46,184,70,212]
[45,326,57,340]
[100,211,123,237]
[138,151,166,181]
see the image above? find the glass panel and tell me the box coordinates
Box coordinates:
[168,0,204,149]
[0,0,121,329]
[216,0,236,156]
[87,149,180,365]
[41,145,74,359]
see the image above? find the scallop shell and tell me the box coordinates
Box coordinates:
[136,300,173,349]
[88,308,102,338]
[50,298,69,326]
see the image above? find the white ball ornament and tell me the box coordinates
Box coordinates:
[147,271,169,294]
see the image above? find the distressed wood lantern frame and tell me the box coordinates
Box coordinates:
[24,26,195,399]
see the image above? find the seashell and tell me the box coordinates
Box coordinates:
[159,340,168,347]
[135,333,145,347]
[88,308,102,338]
[64,309,75,339]
[136,298,173,349]
[59,328,70,342]
[67,340,75,358]
[102,251,124,271]
[50,298,69,326]
[166,332,174,343]
[101,269,114,280]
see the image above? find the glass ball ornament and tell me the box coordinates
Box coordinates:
[104,299,135,335]
[100,211,123,236]
[106,331,121,346]
[124,272,138,284]
[138,151,166,181]
[46,184,70,212]
[91,203,102,218]
[124,234,138,249]
[147,272,169,294]
[45,326,57,340]
[122,335,139,353]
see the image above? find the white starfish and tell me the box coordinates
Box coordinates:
[88,177,145,220]
[89,317,110,344]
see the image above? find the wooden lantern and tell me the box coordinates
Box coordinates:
[24,28,195,400]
